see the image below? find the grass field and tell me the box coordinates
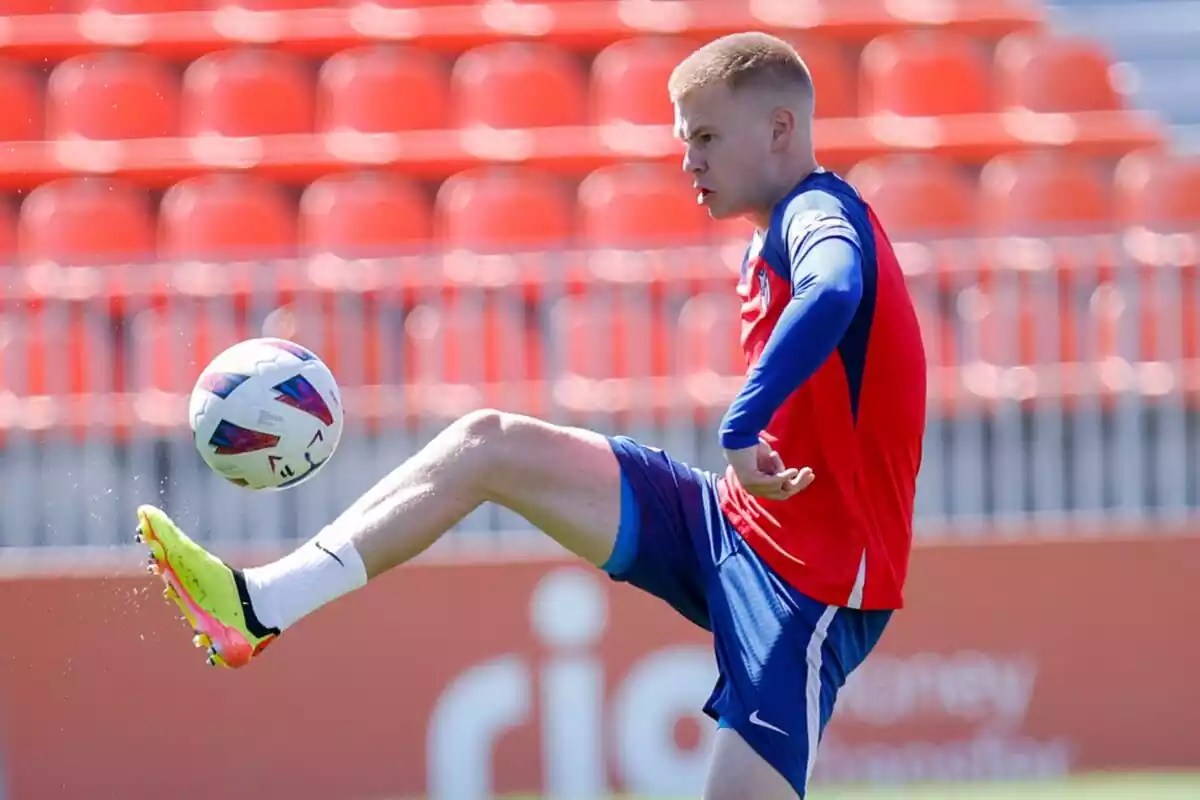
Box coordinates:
[498,771,1200,799]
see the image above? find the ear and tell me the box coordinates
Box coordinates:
[770,106,795,150]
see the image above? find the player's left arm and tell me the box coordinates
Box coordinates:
[720,203,863,492]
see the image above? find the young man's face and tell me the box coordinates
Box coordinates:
[673,82,785,221]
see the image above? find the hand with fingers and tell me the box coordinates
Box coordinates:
[723,437,815,501]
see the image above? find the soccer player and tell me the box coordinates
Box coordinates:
[137,32,927,799]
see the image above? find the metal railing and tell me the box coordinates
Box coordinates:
[0,233,1196,548]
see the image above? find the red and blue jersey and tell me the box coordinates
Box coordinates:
[715,169,927,610]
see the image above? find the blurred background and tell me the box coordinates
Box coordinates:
[0,0,1198,798]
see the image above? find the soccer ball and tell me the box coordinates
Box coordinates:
[188,337,344,491]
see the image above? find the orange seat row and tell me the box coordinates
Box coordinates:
[1,151,1197,268]
[4,281,1196,430]
[1,1,1042,63]
[0,32,1162,190]
[0,32,1132,139]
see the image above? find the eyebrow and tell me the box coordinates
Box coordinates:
[679,124,713,141]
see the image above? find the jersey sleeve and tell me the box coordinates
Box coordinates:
[718,199,864,450]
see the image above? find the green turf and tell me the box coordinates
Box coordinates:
[497,771,1200,800]
[804,772,1200,799]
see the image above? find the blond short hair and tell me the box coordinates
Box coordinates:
[668,32,814,103]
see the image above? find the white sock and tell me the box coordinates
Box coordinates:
[243,530,368,632]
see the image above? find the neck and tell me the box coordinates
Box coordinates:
[747,155,820,230]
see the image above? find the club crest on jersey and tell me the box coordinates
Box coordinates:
[757,267,770,311]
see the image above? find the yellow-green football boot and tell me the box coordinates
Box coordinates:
[135,504,279,668]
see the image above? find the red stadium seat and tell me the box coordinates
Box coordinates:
[130,306,245,394]
[995,33,1123,113]
[1114,151,1200,232]
[436,168,573,251]
[847,155,978,239]
[4,0,66,12]
[590,37,700,125]
[676,293,743,379]
[78,0,201,11]
[300,172,434,257]
[18,178,155,266]
[979,152,1112,235]
[861,31,993,116]
[209,0,331,9]
[785,36,858,119]
[182,49,314,137]
[957,280,1079,367]
[317,46,450,133]
[0,59,44,142]
[259,302,392,388]
[46,53,180,140]
[404,300,533,388]
[549,294,673,380]
[452,43,586,129]
[910,290,959,370]
[0,317,108,398]
[159,174,296,261]
[577,163,711,248]
[0,200,17,267]
[590,36,856,125]
[366,0,476,6]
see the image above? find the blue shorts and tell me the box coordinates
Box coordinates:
[601,436,892,797]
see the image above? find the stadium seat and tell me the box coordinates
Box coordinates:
[577,163,711,248]
[860,31,993,116]
[0,317,104,398]
[847,155,978,239]
[317,46,450,133]
[979,152,1112,235]
[130,306,245,394]
[956,280,1079,367]
[0,59,43,142]
[258,301,395,388]
[589,36,856,125]
[1114,151,1200,232]
[159,174,296,261]
[785,37,858,119]
[590,37,699,125]
[436,168,573,251]
[549,294,673,380]
[676,293,743,379]
[182,49,314,137]
[910,291,959,370]
[300,172,434,257]
[404,300,533,388]
[451,43,586,129]
[46,53,180,140]
[366,0,475,6]
[211,0,331,9]
[5,0,65,12]
[79,0,200,11]
[17,178,155,266]
[994,33,1123,113]
[0,200,17,267]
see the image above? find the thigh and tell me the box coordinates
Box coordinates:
[703,728,796,800]
[480,413,626,568]
[482,417,717,630]
[703,529,892,797]
[594,434,721,631]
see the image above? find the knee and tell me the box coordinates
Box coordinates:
[447,408,526,473]
[454,408,509,447]
[447,409,555,490]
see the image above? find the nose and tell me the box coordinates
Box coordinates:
[682,145,704,175]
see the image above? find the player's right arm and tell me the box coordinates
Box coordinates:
[719,202,865,499]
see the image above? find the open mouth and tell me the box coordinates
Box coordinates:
[696,188,713,204]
